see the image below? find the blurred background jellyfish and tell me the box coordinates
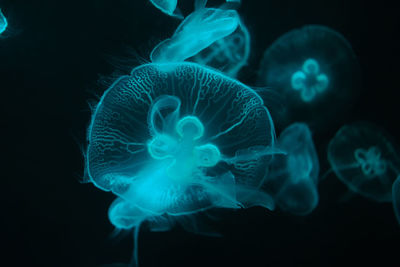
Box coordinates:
[86,62,277,265]
[262,123,319,216]
[148,0,183,19]
[257,25,361,132]
[150,6,240,64]
[190,17,250,78]
[0,9,8,35]
[392,176,400,225]
[327,122,400,202]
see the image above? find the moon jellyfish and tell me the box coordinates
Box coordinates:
[86,62,277,265]
[258,25,360,130]
[0,9,8,35]
[190,17,250,77]
[150,6,240,63]
[262,123,319,215]
[393,176,400,225]
[148,0,183,18]
[327,122,400,202]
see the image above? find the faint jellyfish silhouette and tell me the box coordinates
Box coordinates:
[328,122,400,202]
[86,62,278,265]
[148,0,183,18]
[392,176,400,225]
[262,123,319,215]
[190,17,250,77]
[257,25,361,131]
[150,7,240,63]
[0,9,8,35]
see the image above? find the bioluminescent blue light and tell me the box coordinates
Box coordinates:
[148,0,182,18]
[86,62,278,264]
[191,17,250,78]
[257,25,360,130]
[0,9,8,35]
[328,122,400,202]
[393,176,400,225]
[290,58,329,102]
[150,7,240,63]
[262,123,319,215]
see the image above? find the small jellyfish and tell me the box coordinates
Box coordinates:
[148,0,182,18]
[328,122,400,202]
[258,25,361,130]
[86,62,277,265]
[392,176,400,225]
[150,7,240,63]
[0,9,8,35]
[262,123,319,215]
[190,17,250,77]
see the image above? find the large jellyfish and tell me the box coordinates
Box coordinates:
[0,9,8,35]
[190,17,250,77]
[86,62,277,265]
[393,176,400,225]
[262,123,319,215]
[257,25,361,131]
[150,6,240,64]
[327,122,400,202]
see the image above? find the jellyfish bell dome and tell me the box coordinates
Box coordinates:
[150,7,240,64]
[262,123,320,216]
[86,62,277,228]
[258,25,361,132]
[328,122,400,202]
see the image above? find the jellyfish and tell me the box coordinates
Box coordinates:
[392,176,400,225]
[148,0,183,18]
[150,6,240,63]
[257,25,361,131]
[190,17,250,77]
[0,9,8,35]
[86,62,277,265]
[327,122,400,202]
[262,123,319,216]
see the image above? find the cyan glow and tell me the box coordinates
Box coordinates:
[392,176,400,226]
[354,146,387,177]
[0,9,8,35]
[290,58,329,102]
[191,17,250,77]
[148,0,182,18]
[328,122,400,202]
[257,25,360,129]
[87,61,278,228]
[262,123,319,215]
[150,7,240,63]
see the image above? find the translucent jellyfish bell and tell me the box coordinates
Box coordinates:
[328,122,400,202]
[393,176,400,225]
[258,25,361,130]
[87,61,278,223]
[190,17,250,78]
[87,61,279,265]
[262,123,319,215]
[150,7,240,63]
[0,9,8,35]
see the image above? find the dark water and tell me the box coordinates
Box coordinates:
[1,0,399,266]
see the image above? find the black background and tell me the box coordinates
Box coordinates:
[1,0,400,266]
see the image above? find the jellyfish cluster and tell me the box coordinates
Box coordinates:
[81,0,400,265]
